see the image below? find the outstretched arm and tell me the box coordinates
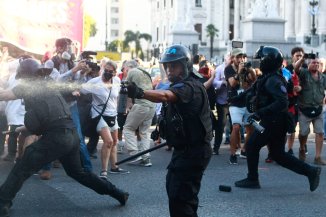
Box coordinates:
[0,89,17,101]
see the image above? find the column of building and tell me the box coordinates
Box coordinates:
[317,0,326,35]
[224,0,230,42]
[233,0,240,40]
[284,0,296,40]
[300,0,311,36]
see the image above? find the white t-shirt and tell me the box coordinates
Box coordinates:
[81,76,120,118]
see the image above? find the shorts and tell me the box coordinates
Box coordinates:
[229,106,251,126]
[298,111,323,136]
[97,116,119,132]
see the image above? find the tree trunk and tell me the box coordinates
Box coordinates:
[210,36,214,59]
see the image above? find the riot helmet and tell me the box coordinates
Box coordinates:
[160,45,192,80]
[254,46,283,72]
[16,58,42,80]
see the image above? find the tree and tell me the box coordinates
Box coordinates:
[83,14,97,47]
[123,30,152,59]
[206,24,219,59]
[108,40,123,52]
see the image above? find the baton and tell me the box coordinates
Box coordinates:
[116,142,167,165]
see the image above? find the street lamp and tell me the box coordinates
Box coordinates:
[308,0,319,35]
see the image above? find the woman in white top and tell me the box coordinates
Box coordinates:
[81,60,129,178]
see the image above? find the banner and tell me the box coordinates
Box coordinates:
[0,0,83,54]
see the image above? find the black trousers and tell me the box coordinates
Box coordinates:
[0,128,122,203]
[246,114,312,181]
[166,146,211,217]
[213,103,228,152]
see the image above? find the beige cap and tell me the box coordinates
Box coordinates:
[231,48,245,57]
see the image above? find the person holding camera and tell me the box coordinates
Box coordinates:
[122,60,156,167]
[294,53,326,165]
[235,46,321,191]
[125,45,212,217]
[225,48,256,164]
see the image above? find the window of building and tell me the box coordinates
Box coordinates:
[111,30,119,37]
[171,0,173,7]
[194,23,202,41]
[111,18,119,24]
[195,0,202,7]
[111,7,119,13]
[164,0,166,8]
[111,0,119,3]
[157,0,159,9]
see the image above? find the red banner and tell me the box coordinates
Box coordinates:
[0,0,83,54]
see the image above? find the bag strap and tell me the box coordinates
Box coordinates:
[93,87,112,116]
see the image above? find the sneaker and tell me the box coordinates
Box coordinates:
[240,151,247,159]
[299,148,306,161]
[308,166,321,192]
[287,149,294,156]
[235,149,241,156]
[212,151,219,155]
[0,201,12,217]
[2,154,15,162]
[229,155,238,165]
[99,170,108,180]
[224,138,230,145]
[265,155,273,163]
[235,178,261,189]
[128,156,142,164]
[314,157,326,166]
[39,170,52,180]
[140,158,152,167]
[109,167,130,174]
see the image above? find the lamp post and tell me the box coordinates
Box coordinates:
[309,0,319,35]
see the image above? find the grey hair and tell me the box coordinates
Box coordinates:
[105,60,117,70]
[124,60,138,69]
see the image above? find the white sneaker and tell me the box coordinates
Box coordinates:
[235,149,241,156]
[128,156,142,164]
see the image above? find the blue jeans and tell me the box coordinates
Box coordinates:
[70,103,92,172]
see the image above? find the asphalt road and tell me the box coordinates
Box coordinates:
[0,137,325,217]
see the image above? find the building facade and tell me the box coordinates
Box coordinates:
[150,0,326,59]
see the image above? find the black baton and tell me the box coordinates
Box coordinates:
[116,142,167,165]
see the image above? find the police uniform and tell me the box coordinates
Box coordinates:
[0,70,128,214]
[235,46,321,191]
[165,76,212,217]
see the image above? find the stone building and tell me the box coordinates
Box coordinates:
[150,0,326,60]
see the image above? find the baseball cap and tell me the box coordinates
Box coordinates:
[232,48,245,57]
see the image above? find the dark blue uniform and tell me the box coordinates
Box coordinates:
[165,76,212,217]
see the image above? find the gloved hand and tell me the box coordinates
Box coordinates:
[127,82,145,99]
[247,113,260,123]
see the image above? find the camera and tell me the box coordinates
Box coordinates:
[120,81,129,94]
[304,53,316,59]
[79,51,100,71]
[244,61,252,68]
[85,61,99,71]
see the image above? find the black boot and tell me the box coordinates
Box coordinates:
[235,178,261,189]
[308,166,321,192]
[0,201,12,217]
[109,188,129,206]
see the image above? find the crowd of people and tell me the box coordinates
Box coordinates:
[0,38,325,217]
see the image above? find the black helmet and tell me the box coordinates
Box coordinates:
[16,58,42,79]
[160,45,192,79]
[254,46,283,72]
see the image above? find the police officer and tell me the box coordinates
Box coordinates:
[127,45,213,217]
[234,46,322,191]
[0,59,128,217]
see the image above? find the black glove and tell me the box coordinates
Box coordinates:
[247,113,260,123]
[127,82,144,99]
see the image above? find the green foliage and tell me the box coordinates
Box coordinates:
[206,24,219,58]
[83,14,97,47]
[108,40,123,52]
[123,30,152,58]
